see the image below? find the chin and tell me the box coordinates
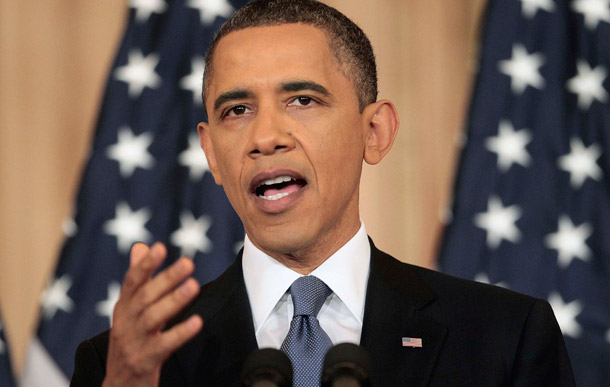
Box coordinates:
[249,227,314,257]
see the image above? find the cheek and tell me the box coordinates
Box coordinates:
[217,156,240,186]
[315,124,365,188]
[211,137,244,186]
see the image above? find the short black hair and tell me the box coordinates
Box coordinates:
[202,0,377,112]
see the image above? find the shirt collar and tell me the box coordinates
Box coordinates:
[242,223,370,334]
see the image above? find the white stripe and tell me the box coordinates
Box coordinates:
[20,338,69,387]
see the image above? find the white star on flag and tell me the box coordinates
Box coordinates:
[62,216,78,238]
[545,215,592,268]
[566,61,608,110]
[129,0,167,22]
[571,0,610,30]
[474,272,509,288]
[520,0,555,18]
[187,0,234,25]
[103,201,152,253]
[557,137,602,189]
[180,57,206,105]
[114,49,162,98]
[170,211,212,257]
[498,44,545,94]
[179,134,209,180]
[40,274,75,320]
[474,196,522,249]
[95,282,121,327]
[548,292,583,338]
[233,240,245,255]
[439,205,453,225]
[485,120,532,172]
[106,126,155,178]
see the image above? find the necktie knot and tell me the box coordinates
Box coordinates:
[290,276,332,317]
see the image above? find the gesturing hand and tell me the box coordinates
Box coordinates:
[102,242,203,387]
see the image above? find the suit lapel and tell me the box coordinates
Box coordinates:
[170,252,258,386]
[361,240,447,386]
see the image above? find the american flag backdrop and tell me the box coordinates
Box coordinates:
[0,310,16,387]
[439,0,610,385]
[20,1,248,385]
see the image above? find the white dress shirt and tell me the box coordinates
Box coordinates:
[242,223,371,349]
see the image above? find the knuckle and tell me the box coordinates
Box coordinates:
[139,256,152,270]
[123,352,150,376]
[153,266,181,294]
[122,271,138,290]
[109,321,130,343]
[140,309,160,331]
[173,282,195,304]
[155,269,174,289]
[137,285,153,305]
[141,253,158,270]
[172,286,187,303]
[166,263,183,282]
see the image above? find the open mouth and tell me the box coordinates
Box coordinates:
[254,175,307,201]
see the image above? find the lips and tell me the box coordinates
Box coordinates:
[255,175,306,200]
[249,170,307,209]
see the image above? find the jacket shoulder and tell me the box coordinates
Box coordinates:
[373,244,540,313]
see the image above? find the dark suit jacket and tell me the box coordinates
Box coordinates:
[72,240,575,386]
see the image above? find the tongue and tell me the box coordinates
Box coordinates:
[263,182,302,197]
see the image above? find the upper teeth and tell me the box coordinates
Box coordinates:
[261,176,294,186]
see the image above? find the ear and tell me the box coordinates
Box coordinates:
[197,122,223,186]
[361,100,399,165]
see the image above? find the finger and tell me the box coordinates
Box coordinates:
[139,278,200,332]
[156,315,203,361]
[129,242,149,268]
[122,243,166,297]
[136,257,195,308]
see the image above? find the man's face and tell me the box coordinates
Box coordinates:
[200,24,369,262]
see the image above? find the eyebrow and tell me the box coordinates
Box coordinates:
[213,89,253,112]
[279,81,330,96]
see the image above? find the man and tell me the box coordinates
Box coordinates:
[72,1,575,386]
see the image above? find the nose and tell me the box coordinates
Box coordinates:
[248,104,295,157]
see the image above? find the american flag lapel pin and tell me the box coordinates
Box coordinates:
[402,337,423,348]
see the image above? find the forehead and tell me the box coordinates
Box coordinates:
[206,24,352,103]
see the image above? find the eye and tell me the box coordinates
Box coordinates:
[290,96,315,107]
[225,105,251,117]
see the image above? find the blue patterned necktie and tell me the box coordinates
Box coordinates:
[281,276,333,387]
